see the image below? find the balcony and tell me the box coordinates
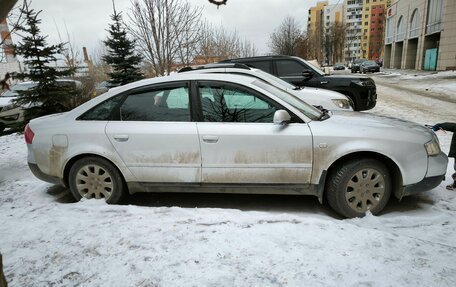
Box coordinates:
[385,36,393,44]
[409,28,419,39]
[396,32,405,42]
[426,21,441,35]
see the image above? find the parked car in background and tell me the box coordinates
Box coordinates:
[179,63,353,111]
[360,60,381,74]
[351,59,366,73]
[333,63,345,70]
[0,82,34,132]
[220,55,377,111]
[0,80,82,132]
[25,73,447,218]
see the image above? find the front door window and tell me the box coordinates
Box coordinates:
[199,83,277,123]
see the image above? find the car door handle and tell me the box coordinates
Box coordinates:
[202,136,219,143]
[320,81,328,84]
[113,135,129,142]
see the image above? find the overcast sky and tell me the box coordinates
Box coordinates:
[14,0,339,59]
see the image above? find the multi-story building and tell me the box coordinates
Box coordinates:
[384,0,456,70]
[345,0,363,62]
[323,2,345,64]
[360,0,389,61]
[307,1,328,62]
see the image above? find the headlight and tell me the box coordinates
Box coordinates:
[425,137,441,156]
[331,99,352,110]
[1,103,18,112]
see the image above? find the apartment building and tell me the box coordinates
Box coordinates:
[360,0,389,61]
[307,1,328,62]
[323,2,345,64]
[344,0,363,62]
[308,0,392,64]
[384,0,456,70]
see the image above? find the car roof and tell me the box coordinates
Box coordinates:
[220,55,302,62]
[65,73,295,119]
[179,63,252,72]
[99,73,259,95]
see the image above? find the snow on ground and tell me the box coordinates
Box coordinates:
[1,75,456,286]
[373,69,456,104]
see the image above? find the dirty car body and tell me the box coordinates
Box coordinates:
[25,74,448,218]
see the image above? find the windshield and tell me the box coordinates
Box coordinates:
[0,83,36,97]
[0,90,17,97]
[302,59,325,76]
[251,69,296,90]
[364,61,377,66]
[253,80,322,120]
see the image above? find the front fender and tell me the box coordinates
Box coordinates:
[310,139,427,187]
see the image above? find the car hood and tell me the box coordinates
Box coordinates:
[312,111,434,143]
[325,74,370,80]
[290,87,348,100]
[0,97,14,107]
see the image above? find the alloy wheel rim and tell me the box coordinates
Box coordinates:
[75,164,113,200]
[344,168,385,213]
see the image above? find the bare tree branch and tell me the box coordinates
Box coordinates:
[269,16,303,56]
[128,0,202,76]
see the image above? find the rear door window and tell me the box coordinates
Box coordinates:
[120,85,191,122]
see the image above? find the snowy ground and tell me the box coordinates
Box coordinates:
[1,73,456,286]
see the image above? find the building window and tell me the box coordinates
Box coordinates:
[396,15,405,41]
[385,17,394,44]
[426,0,443,35]
[409,8,420,38]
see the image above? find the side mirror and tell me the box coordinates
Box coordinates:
[273,110,291,125]
[302,69,313,80]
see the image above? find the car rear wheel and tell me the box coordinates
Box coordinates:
[69,157,126,204]
[326,158,391,218]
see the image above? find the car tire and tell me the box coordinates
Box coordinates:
[69,156,126,204]
[326,158,391,218]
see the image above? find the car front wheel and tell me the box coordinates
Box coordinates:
[69,156,126,204]
[326,158,391,218]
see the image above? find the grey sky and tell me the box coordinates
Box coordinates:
[17,0,339,59]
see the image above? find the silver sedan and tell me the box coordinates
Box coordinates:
[25,73,448,218]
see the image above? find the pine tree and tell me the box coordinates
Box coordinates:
[12,2,77,125]
[103,6,143,86]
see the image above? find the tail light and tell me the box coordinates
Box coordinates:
[24,124,35,144]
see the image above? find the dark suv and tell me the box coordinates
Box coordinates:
[221,55,376,111]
